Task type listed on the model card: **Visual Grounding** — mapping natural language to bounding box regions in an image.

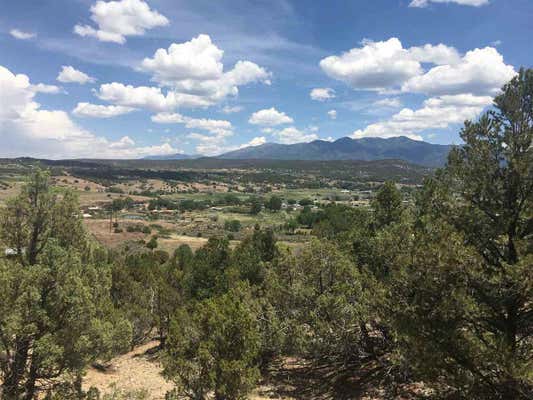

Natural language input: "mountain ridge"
[217,136,455,167]
[142,137,455,167]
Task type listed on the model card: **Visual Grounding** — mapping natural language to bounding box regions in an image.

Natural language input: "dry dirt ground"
[84,341,173,399]
[83,341,294,400]
[83,219,149,248]
[82,342,427,400]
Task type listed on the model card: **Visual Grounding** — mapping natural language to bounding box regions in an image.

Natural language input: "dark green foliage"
[298,198,313,206]
[126,223,149,233]
[230,226,277,286]
[112,251,159,345]
[371,181,403,228]
[249,197,263,215]
[0,169,86,266]
[312,204,366,240]
[173,244,193,270]
[222,193,241,205]
[0,170,131,398]
[283,218,298,233]
[153,250,170,264]
[250,225,278,263]
[296,206,321,227]
[111,197,134,212]
[163,285,261,400]
[146,236,158,250]
[265,195,282,211]
[184,238,231,300]
[106,186,124,194]
[388,69,533,398]
[291,240,371,360]
[224,219,241,232]
[161,226,281,399]
[179,199,208,211]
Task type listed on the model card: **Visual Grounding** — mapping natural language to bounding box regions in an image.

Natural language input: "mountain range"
[146,136,455,167]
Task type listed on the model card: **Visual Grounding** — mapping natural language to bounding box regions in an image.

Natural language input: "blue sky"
[0,0,531,158]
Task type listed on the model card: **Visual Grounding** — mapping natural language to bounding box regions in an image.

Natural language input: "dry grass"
[158,234,209,252]
[52,175,106,192]
[83,219,149,248]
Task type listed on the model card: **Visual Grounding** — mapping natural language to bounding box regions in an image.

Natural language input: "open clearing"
[83,342,174,399]
[83,342,294,400]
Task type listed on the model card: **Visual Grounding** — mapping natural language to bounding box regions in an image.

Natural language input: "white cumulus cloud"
[249,107,293,126]
[30,83,63,94]
[221,105,243,114]
[271,127,318,144]
[189,133,266,156]
[57,66,96,84]
[74,0,169,44]
[9,29,36,40]
[141,34,224,83]
[407,43,461,65]
[0,65,178,159]
[320,37,515,141]
[351,94,493,141]
[137,35,271,108]
[97,82,217,110]
[328,110,337,120]
[319,38,474,92]
[402,47,515,96]
[152,112,233,135]
[246,136,266,147]
[320,38,423,92]
[310,87,335,101]
[96,35,270,112]
[72,102,136,118]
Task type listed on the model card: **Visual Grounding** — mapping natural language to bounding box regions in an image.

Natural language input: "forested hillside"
[0,70,531,400]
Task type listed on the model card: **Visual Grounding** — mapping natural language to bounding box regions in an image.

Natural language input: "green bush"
[224,219,241,232]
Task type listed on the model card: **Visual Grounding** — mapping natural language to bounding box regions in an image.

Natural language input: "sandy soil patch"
[83,341,291,400]
[83,341,173,399]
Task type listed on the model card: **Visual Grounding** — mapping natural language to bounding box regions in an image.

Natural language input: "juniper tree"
[391,69,533,398]
[163,285,261,400]
[0,169,131,399]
